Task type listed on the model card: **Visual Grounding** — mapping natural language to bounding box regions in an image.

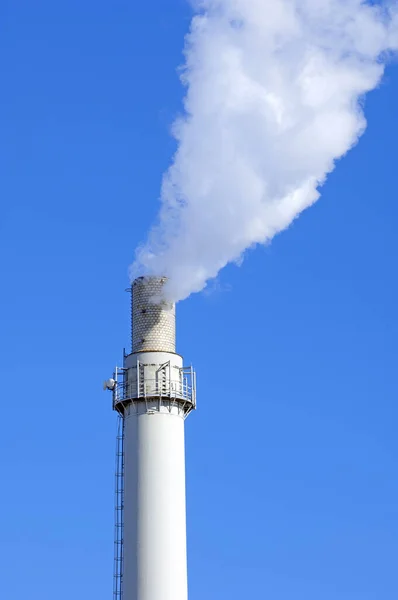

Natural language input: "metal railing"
[115,379,193,403]
[113,366,196,410]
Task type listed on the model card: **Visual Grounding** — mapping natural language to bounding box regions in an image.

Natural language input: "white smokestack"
[131,0,398,302]
[112,277,196,600]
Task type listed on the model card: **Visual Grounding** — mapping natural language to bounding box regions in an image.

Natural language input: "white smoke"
[131,0,398,302]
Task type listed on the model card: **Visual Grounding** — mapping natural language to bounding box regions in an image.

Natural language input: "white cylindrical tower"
[110,276,196,600]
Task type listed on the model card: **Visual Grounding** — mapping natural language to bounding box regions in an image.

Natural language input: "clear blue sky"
[1,2,398,599]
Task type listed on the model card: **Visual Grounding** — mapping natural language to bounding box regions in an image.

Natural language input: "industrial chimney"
[106,276,196,600]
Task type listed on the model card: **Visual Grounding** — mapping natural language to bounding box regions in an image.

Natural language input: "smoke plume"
[131,0,398,302]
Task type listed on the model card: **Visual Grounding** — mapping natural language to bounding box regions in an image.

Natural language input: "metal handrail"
[114,378,195,405]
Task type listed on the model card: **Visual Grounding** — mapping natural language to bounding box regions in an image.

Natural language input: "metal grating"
[113,415,124,600]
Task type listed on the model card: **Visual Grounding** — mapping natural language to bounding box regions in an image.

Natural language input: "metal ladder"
[113,415,125,600]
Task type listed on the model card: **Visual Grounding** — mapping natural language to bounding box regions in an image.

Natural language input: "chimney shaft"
[110,277,196,600]
[131,276,176,354]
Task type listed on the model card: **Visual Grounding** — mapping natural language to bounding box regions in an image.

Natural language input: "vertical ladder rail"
[114,414,125,600]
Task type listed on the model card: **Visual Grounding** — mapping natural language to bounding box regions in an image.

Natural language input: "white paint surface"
[123,405,188,600]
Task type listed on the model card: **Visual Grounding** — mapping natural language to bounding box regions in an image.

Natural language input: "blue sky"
[1,2,398,599]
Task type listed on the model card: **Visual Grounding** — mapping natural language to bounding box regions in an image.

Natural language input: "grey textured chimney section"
[132,276,176,354]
